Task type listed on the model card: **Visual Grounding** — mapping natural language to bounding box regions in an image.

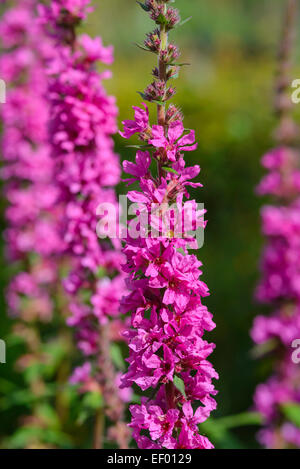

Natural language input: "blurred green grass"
[2,0,300,448]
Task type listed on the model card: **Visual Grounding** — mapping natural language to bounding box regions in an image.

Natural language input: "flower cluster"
[251,1,300,448]
[120,0,218,449]
[0,0,62,323]
[254,362,300,448]
[39,0,129,448]
[0,0,76,448]
[252,148,300,448]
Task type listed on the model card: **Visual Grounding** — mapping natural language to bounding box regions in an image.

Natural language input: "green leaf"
[80,288,92,304]
[213,412,263,429]
[251,338,277,359]
[42,340,67,378]
[199,419,244,449]
[110,343,125,371]
[178,16,192,28]
[136,1,150,12]
[137,92,163,106]
[162,166,179,175]
[135,43,154,53]
[5,426,72,449]
[152,100,166,106]
[6,334,25,347]
[0,386,56,410]
[77,409,89,425]
[24,362,45,383]
[96,266,106,279]
[137,91,148,100]
[168,71,179,80]
[169,62,190,67]
[0,390,35,410]
[126,144,153,150]
[42,428,72,448]
[130,393,141,404]
[0,378,18,393]
[156,13,168,25]
[82,391,103,411]
[199,412,262,450]
[173,375,186,398]
[281,403,300,428]
[36,403,60,430]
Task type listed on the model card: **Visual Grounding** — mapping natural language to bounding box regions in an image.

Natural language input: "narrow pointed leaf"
[162,166,179,175]
[179,16,192,27]
[136,1,150,12]
[173,375,186,398]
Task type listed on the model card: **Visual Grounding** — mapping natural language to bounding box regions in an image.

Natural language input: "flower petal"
[178,129,196,147]
[168,121,184,143]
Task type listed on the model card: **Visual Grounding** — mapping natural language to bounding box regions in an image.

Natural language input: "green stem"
[165,380,176,409]
[157,6,168,180]
[93,408,105,450]
[157,5,168,127]
[157,7,176,408]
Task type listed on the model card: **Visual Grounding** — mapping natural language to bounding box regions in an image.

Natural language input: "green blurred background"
[1,0,300,448]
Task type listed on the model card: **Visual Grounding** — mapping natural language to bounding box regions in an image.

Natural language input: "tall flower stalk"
[251,0,300,449]
[38,0,130,449]
[0,0,75,448]
[120,0,218,449]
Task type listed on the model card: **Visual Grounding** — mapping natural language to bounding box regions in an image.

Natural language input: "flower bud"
[165,7,181,29]
[160,43,180,64]
[149,5,181,30]
[143,80,165,102]
[165,86,176,101]
[144,29,161,52]
[166,65,179,81]
[152,67,159,78]
[165,104,183,124]
[145,0,158,12]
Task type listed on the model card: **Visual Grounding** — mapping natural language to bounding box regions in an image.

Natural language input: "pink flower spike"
[120,0,217,450]
[251,0,300,448]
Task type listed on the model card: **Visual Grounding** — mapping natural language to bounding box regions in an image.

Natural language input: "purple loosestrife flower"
[39,0,130,449]
[120,0,218,449]
[149,121,197,162]
[0,0,78,448]
[0,0,63,323]
[120,103,150,140]
[252,0,300,449]
[123,150,151,185]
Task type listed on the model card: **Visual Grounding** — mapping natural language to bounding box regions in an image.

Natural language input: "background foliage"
[1,0,300,448]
